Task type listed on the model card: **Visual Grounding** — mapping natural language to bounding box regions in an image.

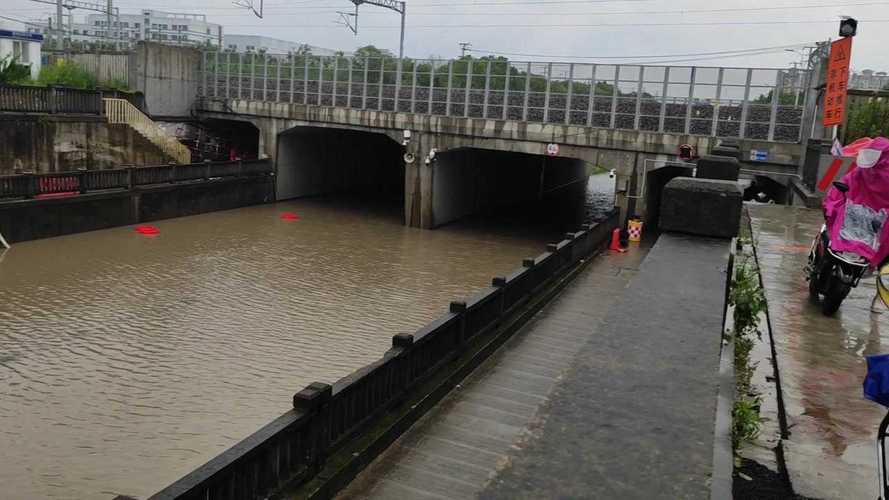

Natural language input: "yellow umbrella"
[877,262,889,309]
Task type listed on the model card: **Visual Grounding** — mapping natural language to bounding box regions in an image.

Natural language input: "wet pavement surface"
[749,204,887,500]
[340,232,732,500]
[337,246,648,500]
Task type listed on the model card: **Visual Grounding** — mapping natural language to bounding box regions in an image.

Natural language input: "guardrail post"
[169,162,176,184]
[78,168,87,194]
[463,60,472,117]
[49,86,57,114]
[522,62,531,121]
[587,64,597,126]
[610,65,620,129]
[204,159,211,181]
[543,62,552,123]
[450,301,467,345]
[712,68,724,137]
[502,63,510,121]
[446,61,454,116]
[25,173,37,199]
[659,67,670,133]
[127,166,134,190]
[633,66,644,130]
[238,159,244,177]
[685,66,697,135]
[739,68,753,139]
[565,63,574,125]
[292,382,333,471]
[483,59,491,119]
[768,71,782,141]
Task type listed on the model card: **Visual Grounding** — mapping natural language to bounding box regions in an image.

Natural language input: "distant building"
[223,34,343,56]
[26,10,222,49]
[850,69,889,90]
[0,21,43,79]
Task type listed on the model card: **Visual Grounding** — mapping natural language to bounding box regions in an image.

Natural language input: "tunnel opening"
[743,175,788,205]
[186,119,261,162]
[431,148,608,238]
[276,126,405,216]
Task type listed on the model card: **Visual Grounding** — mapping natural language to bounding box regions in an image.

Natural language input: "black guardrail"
[147,209,619,500]
[0,85,143,114]
[0,160,272,200]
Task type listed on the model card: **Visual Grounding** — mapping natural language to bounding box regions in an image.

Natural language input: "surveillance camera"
[429,148,437,160]
[403,130,412,140]
[608,169,616,179]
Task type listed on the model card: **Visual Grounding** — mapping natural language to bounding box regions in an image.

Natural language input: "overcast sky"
[5,0,889,70]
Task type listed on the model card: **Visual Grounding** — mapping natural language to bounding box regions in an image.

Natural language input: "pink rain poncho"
[824,137,889,268]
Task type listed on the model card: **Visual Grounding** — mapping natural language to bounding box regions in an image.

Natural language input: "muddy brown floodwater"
[0,176,613,499]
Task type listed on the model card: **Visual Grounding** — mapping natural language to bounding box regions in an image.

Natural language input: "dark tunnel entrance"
[431,148,611,236]
[276,126,405,214]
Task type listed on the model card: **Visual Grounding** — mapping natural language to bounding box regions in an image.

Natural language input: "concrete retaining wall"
[0,176,274,243]
[129,42,200,118]
[0,115,170,174]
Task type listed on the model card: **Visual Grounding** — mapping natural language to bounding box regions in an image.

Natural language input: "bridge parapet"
[199,51,810,143]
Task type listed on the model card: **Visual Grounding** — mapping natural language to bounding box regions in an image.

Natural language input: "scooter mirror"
[833,181,850,193]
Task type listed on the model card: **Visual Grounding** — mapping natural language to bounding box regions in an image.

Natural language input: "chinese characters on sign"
[823,37,853,127]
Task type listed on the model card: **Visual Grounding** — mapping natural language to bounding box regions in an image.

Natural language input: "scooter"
[807,181,871,316]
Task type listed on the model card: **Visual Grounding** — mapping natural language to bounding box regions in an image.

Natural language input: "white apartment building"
[850,69,889,91]
[27,10,222,49]
[0,21,43,79]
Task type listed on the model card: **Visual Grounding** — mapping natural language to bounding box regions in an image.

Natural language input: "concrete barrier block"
[696,155,740,181]
[659,177,742,238]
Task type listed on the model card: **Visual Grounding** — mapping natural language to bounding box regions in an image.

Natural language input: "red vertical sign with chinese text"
[823,37,853,127]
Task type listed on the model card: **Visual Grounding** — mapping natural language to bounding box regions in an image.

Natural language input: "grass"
[35,60,98,89]
[729,238,767,450]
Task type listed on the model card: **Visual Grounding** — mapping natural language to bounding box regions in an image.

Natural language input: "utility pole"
[56,0,63,49]
[459,42,471,58]
[106,0,112,49]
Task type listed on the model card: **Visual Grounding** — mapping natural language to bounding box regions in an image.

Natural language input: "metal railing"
[0,85,144,115]
[199,51,812,142]
[104,98,192,164]
[0,85,102,114]
[147,210,619,500]
[0,159,272,200]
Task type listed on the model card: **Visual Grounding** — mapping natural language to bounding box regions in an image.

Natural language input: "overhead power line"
[468,42,815,60]
[351,0,889,15]
[226,18,889,28]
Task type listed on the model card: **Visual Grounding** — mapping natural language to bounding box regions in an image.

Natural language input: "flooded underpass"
[0,175,613,499]
[748,204,887,500]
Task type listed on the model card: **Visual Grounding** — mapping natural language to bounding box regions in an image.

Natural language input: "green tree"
[844,99,889,142]
[0,56,31,85]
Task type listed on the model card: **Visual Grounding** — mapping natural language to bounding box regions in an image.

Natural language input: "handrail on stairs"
[102,98,191,165]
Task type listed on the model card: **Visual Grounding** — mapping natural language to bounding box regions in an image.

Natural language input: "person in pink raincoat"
[824,137,889,268]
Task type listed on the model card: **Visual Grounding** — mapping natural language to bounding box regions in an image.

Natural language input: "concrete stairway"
[102,98,191,164]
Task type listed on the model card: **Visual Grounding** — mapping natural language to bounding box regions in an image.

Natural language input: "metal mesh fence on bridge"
[200,52,810,142]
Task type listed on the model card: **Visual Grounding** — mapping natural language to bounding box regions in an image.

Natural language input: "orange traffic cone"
[609,228,626,253]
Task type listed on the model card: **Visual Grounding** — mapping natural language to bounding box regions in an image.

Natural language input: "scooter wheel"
[822,278,851,316]
[808,272,820,298]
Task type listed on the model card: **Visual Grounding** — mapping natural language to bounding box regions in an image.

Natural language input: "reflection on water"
[0,175,613,499]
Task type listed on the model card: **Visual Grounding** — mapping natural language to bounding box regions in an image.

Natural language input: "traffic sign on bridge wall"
[823,37,853,127]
